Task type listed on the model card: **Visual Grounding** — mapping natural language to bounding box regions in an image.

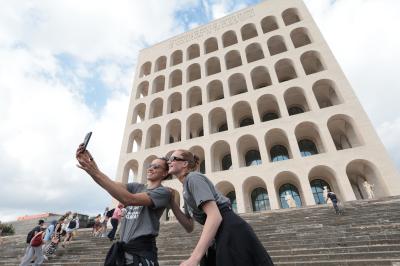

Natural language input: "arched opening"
[257,94,280,122]
[290,27,311,48]
[346,159,389,199]
[246,43,264,63]
[252,188,270,211]
[241,23,258,41]
[189,146,206,174]
[327,114,363,150]
[155,56,167,72]
[132,103,146,124]
[139,61,151,78]
[295,121,325,157]
[187,44,200,60]
[204,37,218,54]
[243,176,270,212]
[170,50,183,66]
[275,171,304,208]
[187,113,204,139]
[267,35,287,56]
[207,80,224,102]
[309,165,342,204]
[123,160,139,183]
[169,70,182,88]
[167,92,182,114]
[232,101,253,128]
[237,135,262,167]
[165,119,181,144]
[222,30,238,48]
[152,75,165,94]
[275,59,297,82]
[284,87,309,116]
[205,57,221,76]
[127,129,142,153]
[228,73,247,96]
[265,128,292,162]
[209,107,228,134]
[149,98,163,119]
[145,125,161,149]
[251,66,272,89]
[261,16,278,34]
[301,51,325,75]
[136,81,149,99]
[187,86,202,108]
[225,50,242,70]
[312,79,342,108]
[282,8,301,26]
[211,140,232,172]
[216,181,237,212]
[187,63,201,82]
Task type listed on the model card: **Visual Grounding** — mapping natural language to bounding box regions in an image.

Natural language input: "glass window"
[288,106,304,116]
[245,150,262,166]
[310,179,330,204]
[298,139,318,157]
[279,183,302,208]
[270,145,289,162]
[222,154,232,170]
[226,191,237,212]
[239,117,254,127]
[251,187,270,211]
[200,160,206,174]
[262,112,279,122]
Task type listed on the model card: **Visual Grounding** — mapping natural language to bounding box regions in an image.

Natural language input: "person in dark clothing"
[326,189,342,215]
[76,145,171,265]
[168,149,274,266]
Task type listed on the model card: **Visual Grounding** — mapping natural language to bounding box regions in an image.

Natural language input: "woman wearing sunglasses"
[168,150,274,266]
[76,145,171,266]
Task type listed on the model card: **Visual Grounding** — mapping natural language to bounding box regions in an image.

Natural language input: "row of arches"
[136,46,322,99]
[133,79,342,125]
[128,114,363,173]
[139,8,303,77]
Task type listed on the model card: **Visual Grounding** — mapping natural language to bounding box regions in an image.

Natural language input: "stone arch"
[170,50,183,66]
[241,23,258,41]
[225,50,242,70]
[246,42,264,63]
[205,57,221,76]
[204,37,219,54]
[261,15,278,34]
[282,8,301,26]
[216,181,237,211]
[127,129,142,153]
[312,79,342,108]
[169,69,182,88]
[284,87,310,116]
[189,145,206,174]
[207,80,224,102]
[187,63,201,82]
[267,35,287,56]
[132,103,146,124]
[265,128,293,162]
[167,92,182,114]
[237,134,262,167]
[295,121,325,156]
[155,56,167,72]
[222,30,238,48]
[139,61,151,78]
[346,159,389,199]
[327,114,363,150]
[149,98,163,119]
[274,171,304,208]
[209,107,228,134]
[187,43,200,60]
[228,73,247,96]
[187,86,202,108]
[187,113,204,139]
[257,94,280,122]
[290,27,312,48]
[211,140,232,172]
[308,165,342,204]
[152,75,165,94]
[251,66,272,89]
[122,159,139,183]
[301,50,325,75]
[165,119,181,144]
[232,101,253,128]
[275,58,297,82]
[243,176,270,212]
[136,81,149,99]
[145,124,161,149]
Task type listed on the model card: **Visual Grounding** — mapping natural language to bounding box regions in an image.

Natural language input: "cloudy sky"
[1,0,399,222]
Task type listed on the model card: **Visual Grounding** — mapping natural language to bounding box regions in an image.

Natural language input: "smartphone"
[82,132,92,151]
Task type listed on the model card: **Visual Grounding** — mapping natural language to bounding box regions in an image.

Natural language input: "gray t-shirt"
[119,183,171,243]
[183,172,230,225]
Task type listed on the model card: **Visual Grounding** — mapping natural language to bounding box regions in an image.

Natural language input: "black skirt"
[212,206,274,266]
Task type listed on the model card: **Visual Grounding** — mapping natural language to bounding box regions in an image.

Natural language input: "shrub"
[0,223,15,236]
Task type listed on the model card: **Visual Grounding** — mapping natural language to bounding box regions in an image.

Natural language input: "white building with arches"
[116,0,400,214]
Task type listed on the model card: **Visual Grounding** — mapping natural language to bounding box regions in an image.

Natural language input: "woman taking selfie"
[76,145,171,265]
[168,149,274,266]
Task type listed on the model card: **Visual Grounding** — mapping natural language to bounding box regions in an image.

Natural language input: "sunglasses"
[147,164,165,170]
[168,156,187,163]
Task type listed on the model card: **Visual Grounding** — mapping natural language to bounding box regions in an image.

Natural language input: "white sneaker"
[43,255,49,261]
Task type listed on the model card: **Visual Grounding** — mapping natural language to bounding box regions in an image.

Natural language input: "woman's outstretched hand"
[76,144,100,176]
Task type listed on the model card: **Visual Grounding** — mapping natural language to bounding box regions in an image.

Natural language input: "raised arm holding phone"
[75,132,171,265]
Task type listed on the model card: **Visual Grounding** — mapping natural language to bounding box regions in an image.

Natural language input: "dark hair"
[38,219,45,225]
[157,157,172,180]
[174,149,200,172]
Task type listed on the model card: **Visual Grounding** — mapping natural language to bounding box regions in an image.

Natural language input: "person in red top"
[108,203,124,241]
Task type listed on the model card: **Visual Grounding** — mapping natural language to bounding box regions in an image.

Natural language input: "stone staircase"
[1,196,400,265]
